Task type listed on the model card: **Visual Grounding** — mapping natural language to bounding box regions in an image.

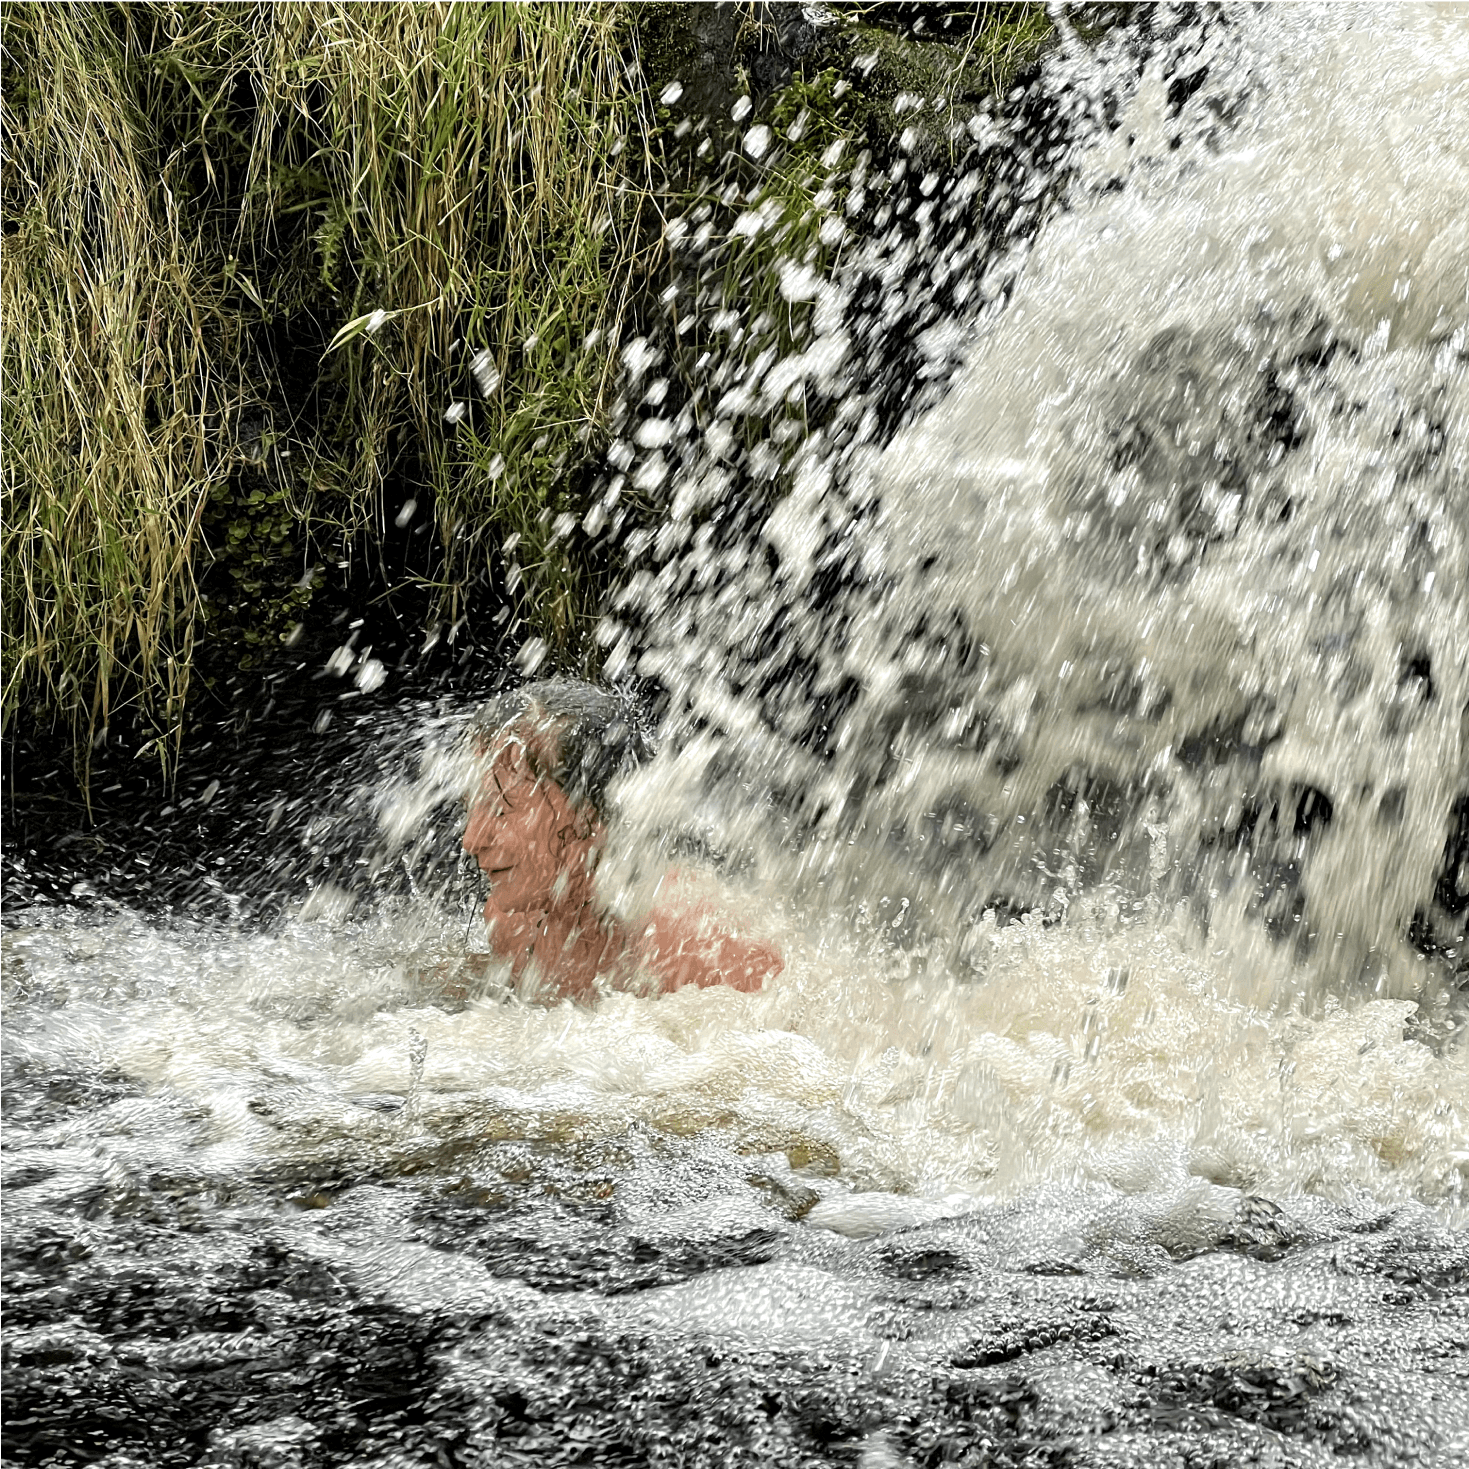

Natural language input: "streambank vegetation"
[2,1,1056,789]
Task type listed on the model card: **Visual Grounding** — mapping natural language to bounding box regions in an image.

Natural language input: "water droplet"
[743,124,772,161]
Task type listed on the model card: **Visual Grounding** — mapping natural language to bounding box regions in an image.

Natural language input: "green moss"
[197,459,312,673]
[831,5,1055,159]
[633,2,740,114]
[633,2,1060,511]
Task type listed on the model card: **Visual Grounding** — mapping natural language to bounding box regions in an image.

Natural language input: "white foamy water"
[605,6,1468,1020]
[10,14,1469,1467]
[856,2,1469,986]
[4,882,1465,1231]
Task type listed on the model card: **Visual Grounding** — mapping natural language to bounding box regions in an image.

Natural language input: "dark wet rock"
[876,1242,969,1281]
[1219,1194,1299,1261]
[743,1159,823,1222]
[405,1191,785,1297]
[2,1219,453,1468]
[948,1306,1121,1369]
[1148,1350,1345,1439]
[5,1136,1468,1466]
[637,2,743,118]
[1177,701,1284,770]
[1433,793,1469,916]
[1332,1225,1469,1304]
[1,1063,147,1127]
[1078,309,1344,579]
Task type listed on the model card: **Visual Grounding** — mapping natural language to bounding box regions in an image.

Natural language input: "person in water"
[461,678,782,1000]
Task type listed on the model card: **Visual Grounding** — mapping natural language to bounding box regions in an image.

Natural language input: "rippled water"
[5,6,1468,1466]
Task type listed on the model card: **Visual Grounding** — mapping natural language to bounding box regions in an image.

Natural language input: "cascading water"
[4,7,1467,1466]
[586,0,1469,1208]
[610,4,1467,995]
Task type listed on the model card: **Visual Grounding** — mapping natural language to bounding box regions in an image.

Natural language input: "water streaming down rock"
[5,7,1469,1466]
[606,3,1468,1007]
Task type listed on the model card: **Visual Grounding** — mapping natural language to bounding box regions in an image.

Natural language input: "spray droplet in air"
[355,659,387,694]
[517,638,547,675]
[743,124,772,161]
[469,348,501,399]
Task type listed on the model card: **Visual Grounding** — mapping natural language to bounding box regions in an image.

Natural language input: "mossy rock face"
[638,3,1055,153]
[826,8,1054,159]
[632,1,1063,373]
[5,0,1079,784]
[197,457,311,679]
[636,1,741,115]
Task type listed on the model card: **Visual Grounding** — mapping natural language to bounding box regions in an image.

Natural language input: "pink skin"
[462,717,782,1000]
[461,734,616,998]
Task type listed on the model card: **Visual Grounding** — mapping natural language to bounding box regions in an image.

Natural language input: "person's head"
[461,679,652,914]
[469,678,653,817]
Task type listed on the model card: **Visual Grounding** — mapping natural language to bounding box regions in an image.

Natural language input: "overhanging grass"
[2,1,1058,787]
[251,2,653,652]
[2,3,228,776]
[2,1,648,774]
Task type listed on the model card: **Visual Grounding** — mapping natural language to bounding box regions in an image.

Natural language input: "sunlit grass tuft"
[2,2,648,774]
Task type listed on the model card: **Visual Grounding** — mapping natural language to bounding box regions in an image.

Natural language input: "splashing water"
[577,3,1469,1210]
[613,4,1468,1003]
[5,7,1469,1465]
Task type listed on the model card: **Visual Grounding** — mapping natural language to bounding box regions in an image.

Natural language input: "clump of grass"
[2,1,648,777]
[3,0,1058,787]
[943,2,1055,103]
[2,3,233,779]
[252,2,651,654]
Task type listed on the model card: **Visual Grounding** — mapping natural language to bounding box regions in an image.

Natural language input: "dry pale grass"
[3,3,228,775]
[2,2,648,775]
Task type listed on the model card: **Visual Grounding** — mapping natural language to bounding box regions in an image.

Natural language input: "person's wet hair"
[470,678,654,816]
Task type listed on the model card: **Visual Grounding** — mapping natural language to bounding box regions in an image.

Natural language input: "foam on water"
[5,882,1465,1230]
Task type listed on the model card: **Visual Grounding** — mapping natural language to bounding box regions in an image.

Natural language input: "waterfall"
[5,10,1468,1464]
[604,3,1468,1014]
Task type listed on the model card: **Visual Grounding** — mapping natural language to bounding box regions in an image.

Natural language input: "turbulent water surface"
[5,7,1469,1466]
